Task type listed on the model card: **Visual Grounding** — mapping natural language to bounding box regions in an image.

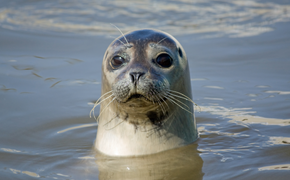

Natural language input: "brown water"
[1,0,290,179]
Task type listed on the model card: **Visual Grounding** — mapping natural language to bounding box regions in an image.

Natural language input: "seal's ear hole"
[178,48,183,58]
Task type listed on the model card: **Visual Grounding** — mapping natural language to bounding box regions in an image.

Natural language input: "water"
[0,0,290,179]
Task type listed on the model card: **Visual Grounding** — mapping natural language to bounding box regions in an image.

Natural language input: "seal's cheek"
[102,70,119,87]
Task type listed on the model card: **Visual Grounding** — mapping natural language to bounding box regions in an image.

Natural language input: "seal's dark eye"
[111,56,125,69]
[156,54,173,68]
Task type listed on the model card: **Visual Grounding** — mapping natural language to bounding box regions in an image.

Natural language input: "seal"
[92,29,198,156]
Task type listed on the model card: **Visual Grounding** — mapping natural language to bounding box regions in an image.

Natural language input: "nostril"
[130,73,135,83]
[130,72,145,84]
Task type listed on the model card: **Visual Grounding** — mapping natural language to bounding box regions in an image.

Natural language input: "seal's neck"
[95,99,198,156]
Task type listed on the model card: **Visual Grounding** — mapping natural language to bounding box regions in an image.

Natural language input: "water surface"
[0,0,290,179]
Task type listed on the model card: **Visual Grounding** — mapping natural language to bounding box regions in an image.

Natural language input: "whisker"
[116,38,127,46]
[154,90,164,104]
[151,89,163,113]
[168,90,194,103]
[152,89,166,115]
[97,91,113,104]
[110,23,130,47]
[157,37,167,45]
[159,91,170,110]
[166,96,193,115]
[150,89,157,103]
[105,120,124,130]
[166,93,190,110]
[156,97,165,115]
[90,91,113,120]
[160,92,176,131]
[168,90,201,111]
[97,97,116,123]
[149,91,155,104]
[107,35,127,46]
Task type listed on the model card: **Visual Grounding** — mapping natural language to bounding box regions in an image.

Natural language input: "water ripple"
[0,0,290,37]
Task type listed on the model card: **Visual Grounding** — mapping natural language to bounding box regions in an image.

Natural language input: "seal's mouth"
[127,94,148,101]
[126,93,168,103]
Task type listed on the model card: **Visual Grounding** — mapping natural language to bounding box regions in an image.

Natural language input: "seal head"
[95,29,198,156]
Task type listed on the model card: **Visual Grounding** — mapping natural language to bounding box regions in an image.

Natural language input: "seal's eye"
[156,54,173,68]
[111,56,125,69]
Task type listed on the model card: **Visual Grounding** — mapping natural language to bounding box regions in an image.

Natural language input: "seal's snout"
[130,71,145,85]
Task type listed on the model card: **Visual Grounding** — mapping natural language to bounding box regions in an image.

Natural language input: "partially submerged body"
[93,29,198,156]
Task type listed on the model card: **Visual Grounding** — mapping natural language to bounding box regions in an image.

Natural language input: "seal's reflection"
[95,143,203,180]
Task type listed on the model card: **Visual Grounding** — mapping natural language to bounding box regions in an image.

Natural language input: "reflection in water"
[0,85,16,92]
[1,148,22,153]
[259,164,290,171]
[200,105,290,126]
[10,169,40,178]
[50,80,62,88]
[265,90,290,95]
[57,123,97,134]
[95,143,203,180]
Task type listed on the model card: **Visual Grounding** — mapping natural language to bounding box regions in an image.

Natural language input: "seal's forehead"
[113,29,178,47]
[126,29,167,39]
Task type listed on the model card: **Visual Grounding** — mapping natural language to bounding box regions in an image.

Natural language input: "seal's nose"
[130,72,145,85]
